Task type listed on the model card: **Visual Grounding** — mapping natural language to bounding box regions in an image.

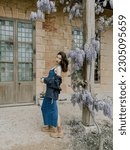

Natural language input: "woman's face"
[56,54,62,64]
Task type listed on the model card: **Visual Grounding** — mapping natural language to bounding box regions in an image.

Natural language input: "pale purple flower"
[103,0,107,7]
[82,90,93,106]
[109,0,113,9]
[63,7,67,13]
[68,48,85,70]
[60,0,64,4]
[70,92,81,106]
[30,12,37,21]
[91,38,100,53]
[84,43,97,62]
[103,103,112,118]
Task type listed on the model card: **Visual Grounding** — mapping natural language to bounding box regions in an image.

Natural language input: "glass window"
[18,63,33,81]
[72,28,83,49]
[17,22,33,81]
[0,20,14,82]
[0,20,14,41]
[0,19,33,82]
[0,63,14,82]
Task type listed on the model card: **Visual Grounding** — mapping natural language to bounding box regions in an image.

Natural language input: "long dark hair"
[58,51,69,72]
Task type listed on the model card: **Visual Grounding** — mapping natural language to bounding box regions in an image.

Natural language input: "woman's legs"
[50,102,64,138]
[41,98,58,132]
[57,113,61,126]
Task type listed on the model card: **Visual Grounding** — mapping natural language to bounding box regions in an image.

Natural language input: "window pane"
[18,43,33,62]
[0,19,33,83]
[0,42,14,62]
[17,22,33,81]
[18,63,32,81]
[17,22,32,43]
[0,63,14,82]
[0,20,14,41]
[72,28,83,49]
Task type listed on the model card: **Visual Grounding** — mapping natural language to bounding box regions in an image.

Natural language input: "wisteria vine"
[30,0,113,37]
[70,88,112,119]
[68,38,100,71]
[67,37,112,119]
[30,0,113,22]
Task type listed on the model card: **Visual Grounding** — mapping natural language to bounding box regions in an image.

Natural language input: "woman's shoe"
[57,126,64,138]
[50,126,64,138]
[41,126,53,132]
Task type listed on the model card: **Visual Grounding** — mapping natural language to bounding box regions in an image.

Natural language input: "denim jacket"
[44,75,62,100]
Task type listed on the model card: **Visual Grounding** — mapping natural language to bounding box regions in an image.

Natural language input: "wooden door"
[0,19,35,105]
[16,21,34,103]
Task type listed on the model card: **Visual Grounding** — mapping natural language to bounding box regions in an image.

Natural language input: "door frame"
[0,17,36,106]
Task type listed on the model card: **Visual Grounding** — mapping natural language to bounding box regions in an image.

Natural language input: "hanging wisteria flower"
[109,0,113,9]
[68,48,85,71]
[75,8,82,17]
[93,97,112,118]
[103,0,107,7]
[96,16,113,32]
[103,103,112,118]
[70,88,112,119]
[37,9,44,18]
[70,92,82,106]
[91,38,100,53]
[62,1,82,21]
[31,0,113,23]
[59,0,64,4]
[84,42,97,62]
[30,0,56,21]
[37,0,50,13]
[72,3,82,19]
[50,1,57,12]
[66,5,71,12]
[82,90,93,106]
[30,9,45,21]
[30,12,38,21]
[95,4,104,15]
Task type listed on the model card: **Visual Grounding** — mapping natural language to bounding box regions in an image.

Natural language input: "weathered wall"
[92,28,113,99]
[0,0,36,19]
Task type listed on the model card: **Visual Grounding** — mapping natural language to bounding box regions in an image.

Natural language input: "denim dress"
[41,69,58,127]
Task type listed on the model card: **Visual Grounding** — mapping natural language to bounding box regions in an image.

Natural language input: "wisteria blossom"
[96,15,113,32]
[30,0,113,24]
[68,37,100,70]
[30,0,56,20]
[95,0,113,15]
[70,89,112,119]
[68,48,85,70]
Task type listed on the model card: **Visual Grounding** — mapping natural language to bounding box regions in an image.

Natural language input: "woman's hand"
[40,77,44,83]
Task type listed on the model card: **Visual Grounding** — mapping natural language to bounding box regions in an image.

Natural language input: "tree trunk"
[82,0,95,126]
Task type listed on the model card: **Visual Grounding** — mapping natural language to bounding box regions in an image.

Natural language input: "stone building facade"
[0,0,113,105]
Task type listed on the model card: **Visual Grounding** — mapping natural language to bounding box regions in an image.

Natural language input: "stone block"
[0,5,5,16]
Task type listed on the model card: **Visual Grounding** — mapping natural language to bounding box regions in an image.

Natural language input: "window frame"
[0,17,35,82]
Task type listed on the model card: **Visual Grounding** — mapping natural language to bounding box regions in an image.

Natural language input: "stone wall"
[0,0,36,19]
[92,28,113,99]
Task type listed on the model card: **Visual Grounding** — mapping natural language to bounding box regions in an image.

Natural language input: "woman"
[40,51,69,138]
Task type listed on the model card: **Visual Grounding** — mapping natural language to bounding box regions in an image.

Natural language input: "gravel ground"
[0,101,112,150]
